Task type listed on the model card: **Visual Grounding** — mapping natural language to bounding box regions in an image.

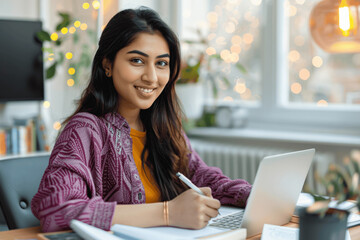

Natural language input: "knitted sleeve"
[31,115,116,232]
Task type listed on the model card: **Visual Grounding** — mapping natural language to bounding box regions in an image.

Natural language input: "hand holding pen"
[176,172,220,215]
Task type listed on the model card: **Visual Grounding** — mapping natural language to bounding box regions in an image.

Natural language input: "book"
[11,126,19,154]
[70,220,124,240]
[5,127,11,154]
[0,129,6,155]
[38,231,83,240]
[60,219,246,240]
[111,224,246,240]
[18,125,27,154]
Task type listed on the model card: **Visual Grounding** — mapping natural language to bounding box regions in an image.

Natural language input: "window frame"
[243,0,360,134]
[173,0,360,134]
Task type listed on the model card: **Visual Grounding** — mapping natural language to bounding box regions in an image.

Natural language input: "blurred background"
[0,0,359,214]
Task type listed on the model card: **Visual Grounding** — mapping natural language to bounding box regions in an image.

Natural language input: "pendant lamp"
[309,0,360,53]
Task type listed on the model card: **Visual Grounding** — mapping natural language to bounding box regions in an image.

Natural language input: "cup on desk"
[299,208,349,240]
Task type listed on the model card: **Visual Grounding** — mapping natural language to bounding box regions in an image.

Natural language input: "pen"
[176,172,205,196]
[176,172,221,215]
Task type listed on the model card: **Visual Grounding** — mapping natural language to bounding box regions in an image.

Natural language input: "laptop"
[111,149,315,239]
[208,148,315,237]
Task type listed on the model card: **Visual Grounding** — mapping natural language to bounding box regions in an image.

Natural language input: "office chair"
[0,153,50,229]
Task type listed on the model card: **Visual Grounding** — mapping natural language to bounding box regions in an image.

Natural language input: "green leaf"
[56,12,71,31]
[55,39,62,46]
[46,62,57,79]
[209,54,221,60]
[36,30,51,42]
[79,52,91,67]
[212,81,218,98]
[73,32,79,44]
[42,47,54,53]
[222,76,231,87]
[310,194,328,202]
[180,61,201,83]
[58,12,71,21]
[236,63,247,74]
[57,52,64,64]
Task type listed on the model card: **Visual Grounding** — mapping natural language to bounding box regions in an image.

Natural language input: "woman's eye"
[157,60,168,67]
[131,58,143,64]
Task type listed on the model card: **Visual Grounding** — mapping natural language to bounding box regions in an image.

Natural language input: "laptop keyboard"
[209,210,245,230]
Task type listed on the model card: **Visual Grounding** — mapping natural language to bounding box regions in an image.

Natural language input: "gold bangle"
[163,201,169,226]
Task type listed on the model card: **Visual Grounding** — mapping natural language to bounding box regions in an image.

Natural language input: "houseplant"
[299,149,360,240]
[177,29,247,125]
[36,11,97,84]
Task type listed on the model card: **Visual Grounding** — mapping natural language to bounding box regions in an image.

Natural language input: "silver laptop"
[110,149,315,239]
[209,148,315,237]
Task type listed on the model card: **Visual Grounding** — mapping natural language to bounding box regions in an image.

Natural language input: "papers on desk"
[260,224,351,240]
[111,224,246,240]
[295,193,360,228]
[70,220,124,240]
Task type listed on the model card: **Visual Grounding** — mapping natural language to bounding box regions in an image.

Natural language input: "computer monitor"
[0,19,44,102]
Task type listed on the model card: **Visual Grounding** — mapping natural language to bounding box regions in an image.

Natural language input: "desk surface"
[1,221,360,240]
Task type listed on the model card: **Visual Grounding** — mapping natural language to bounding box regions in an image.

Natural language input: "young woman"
[31,7,251,232]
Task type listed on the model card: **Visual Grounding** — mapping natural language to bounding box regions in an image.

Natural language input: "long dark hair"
[64,7,189,201]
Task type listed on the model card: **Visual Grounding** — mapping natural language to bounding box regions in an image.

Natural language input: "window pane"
[287,0,360,106]
[179,0,263,104]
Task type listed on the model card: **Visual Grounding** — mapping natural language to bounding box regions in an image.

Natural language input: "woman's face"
[106,32,170,116]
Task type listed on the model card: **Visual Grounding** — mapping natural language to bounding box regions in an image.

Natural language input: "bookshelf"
[0,114,50,157]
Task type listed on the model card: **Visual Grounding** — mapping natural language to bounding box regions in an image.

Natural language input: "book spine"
[11,127,19,155]
[31,119,36,152]
[5,128,12,154]
[19,126,27,155]
[26,122,31,153]
[0,129,6,155]
[36,116,48,152]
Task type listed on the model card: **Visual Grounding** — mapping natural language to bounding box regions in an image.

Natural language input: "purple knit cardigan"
[31,112,251,232]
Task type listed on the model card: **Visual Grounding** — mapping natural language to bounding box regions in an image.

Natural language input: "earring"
[106,71,111,77]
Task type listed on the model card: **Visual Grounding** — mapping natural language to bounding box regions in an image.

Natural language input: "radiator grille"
[190,139,333,192]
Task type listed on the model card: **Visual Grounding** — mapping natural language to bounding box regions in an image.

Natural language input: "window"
[177,0,360,133]
[286,0,360,106]
[179,0,263,104]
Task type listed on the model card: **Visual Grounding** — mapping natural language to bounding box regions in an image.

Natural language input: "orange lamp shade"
[309,0,360,53]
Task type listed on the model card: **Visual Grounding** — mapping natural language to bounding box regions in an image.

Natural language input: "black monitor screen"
[0,19,44,102]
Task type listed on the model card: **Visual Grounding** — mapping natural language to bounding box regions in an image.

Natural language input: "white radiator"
[190,139,334,193]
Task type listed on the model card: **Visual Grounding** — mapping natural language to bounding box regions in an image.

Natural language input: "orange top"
[130,128,161,203]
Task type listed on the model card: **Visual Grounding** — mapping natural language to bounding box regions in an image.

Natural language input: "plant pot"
[175,82,204,120]
[299,208,349,240]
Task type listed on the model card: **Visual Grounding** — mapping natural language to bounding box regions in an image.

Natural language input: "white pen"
[176,172,205,196]
[177,172,221,216]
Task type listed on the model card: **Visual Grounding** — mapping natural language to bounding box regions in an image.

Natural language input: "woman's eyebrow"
[127,50,170,59]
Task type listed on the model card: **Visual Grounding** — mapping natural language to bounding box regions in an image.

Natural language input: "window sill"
[186,127,360,147]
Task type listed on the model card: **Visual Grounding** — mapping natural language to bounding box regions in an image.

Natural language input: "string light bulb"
[309,0,360,53]
[92,0,100,10]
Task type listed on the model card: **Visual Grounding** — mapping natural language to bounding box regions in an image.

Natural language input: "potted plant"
[176,29,247,124]
[299,149,360,240]
[176,42,205,121]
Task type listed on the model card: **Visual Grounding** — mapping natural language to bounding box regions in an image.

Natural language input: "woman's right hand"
[168,187,221,229]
